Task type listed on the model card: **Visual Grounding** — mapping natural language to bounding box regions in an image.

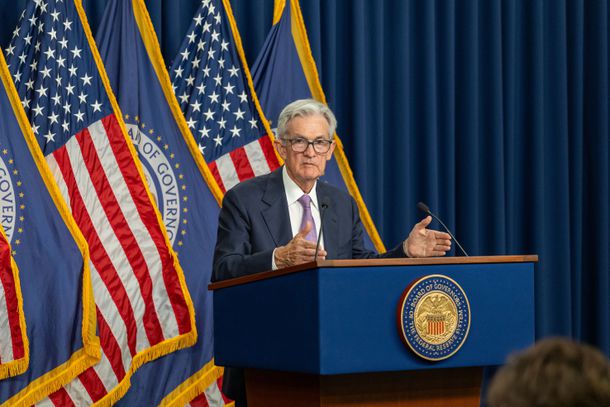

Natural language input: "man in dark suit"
[213,99,452,405]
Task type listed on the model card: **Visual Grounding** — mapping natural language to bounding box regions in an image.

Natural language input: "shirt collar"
[282,166,319,209]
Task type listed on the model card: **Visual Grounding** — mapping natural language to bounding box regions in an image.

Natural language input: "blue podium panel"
[214,269,322,373]
[213,259,535,375]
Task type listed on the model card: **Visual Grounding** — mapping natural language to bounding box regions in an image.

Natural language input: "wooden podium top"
[209,254,538,290]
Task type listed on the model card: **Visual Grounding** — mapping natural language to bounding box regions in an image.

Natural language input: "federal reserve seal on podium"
[397,274,471,361]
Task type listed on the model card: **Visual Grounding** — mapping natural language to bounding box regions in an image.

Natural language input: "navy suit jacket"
[212,167,406,404]
[213,167,405,282]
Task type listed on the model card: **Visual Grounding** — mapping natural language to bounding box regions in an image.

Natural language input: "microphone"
[314,198,330,261]
[417,202,469,256]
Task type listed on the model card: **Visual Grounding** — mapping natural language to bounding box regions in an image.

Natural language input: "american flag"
[95,0,227,404]
[0,227,27,379]
[170,0,280,194]
[6,0,195,405]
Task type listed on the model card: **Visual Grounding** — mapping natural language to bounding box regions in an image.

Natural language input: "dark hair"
[487,337,610,407]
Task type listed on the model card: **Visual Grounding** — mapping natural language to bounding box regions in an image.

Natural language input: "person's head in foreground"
[487,337,610,407]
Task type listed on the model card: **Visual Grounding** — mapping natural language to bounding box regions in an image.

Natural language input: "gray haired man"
[213,98,452,405]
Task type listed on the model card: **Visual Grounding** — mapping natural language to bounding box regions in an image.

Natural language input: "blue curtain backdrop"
[0,0,607,356]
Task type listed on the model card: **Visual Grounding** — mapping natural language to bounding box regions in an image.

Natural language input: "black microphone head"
[320,197,330,210]
[417,201,432,215]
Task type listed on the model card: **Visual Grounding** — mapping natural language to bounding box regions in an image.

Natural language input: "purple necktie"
[298,194,317,242]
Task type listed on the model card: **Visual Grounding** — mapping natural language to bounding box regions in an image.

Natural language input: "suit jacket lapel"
[261,169,292,247]
[317,183,338,259]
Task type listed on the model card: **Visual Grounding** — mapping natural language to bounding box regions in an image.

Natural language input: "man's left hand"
[404,216,452,257]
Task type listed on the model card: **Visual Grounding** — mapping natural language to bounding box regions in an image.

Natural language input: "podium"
[209,255,537,406]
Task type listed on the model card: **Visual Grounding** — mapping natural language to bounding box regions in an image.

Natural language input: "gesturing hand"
[274,221,327,268]
[404,216,452,257]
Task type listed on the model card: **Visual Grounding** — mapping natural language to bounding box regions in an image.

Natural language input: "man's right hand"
[274,221,327,268]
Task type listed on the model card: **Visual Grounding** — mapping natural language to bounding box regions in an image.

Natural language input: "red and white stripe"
[38,114,192,405]
[0,234,25,368]
[186,376,232,407]
[428,320,445,336]
[208,135,280,192]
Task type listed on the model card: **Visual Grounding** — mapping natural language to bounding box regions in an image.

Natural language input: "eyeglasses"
[282,137,334,154]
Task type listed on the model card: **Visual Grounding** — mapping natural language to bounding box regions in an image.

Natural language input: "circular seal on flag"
[397,274,471,361]
[126,123,187,246]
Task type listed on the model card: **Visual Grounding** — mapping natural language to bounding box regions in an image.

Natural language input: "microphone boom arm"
[417,202,469,257]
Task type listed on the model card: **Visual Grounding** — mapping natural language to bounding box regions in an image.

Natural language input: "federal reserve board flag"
[0,50,98,405]
[95,0,229,405]
[5,0,196,404]
[171,0,280,194]
[251,0,385,253]
[0,76,28,381]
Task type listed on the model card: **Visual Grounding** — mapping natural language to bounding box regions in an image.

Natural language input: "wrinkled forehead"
[285,113,332,138]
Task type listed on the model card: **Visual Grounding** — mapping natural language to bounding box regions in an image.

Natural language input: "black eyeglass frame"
[281,137,334,154]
